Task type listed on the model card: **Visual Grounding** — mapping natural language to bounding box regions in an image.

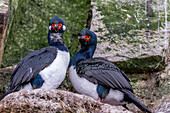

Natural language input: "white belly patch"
[69,66,98,100]
[39,50,70,89]
[102,89,125,105]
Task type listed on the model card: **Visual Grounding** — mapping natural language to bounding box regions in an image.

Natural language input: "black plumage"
[76,57,133,92]
[121,89,152,112]
[0,47,57,100]
[10,46,57,91]
[69,28,152,113]
[0,15,69,101]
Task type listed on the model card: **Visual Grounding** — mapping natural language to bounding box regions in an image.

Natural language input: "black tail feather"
[122,104,129,110]
[121,89,152,113]
[0,91,12,101]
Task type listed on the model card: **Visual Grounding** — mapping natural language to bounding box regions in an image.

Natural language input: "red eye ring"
[84,35,91,42]
[57,23,62,30]
[51,23,62,31]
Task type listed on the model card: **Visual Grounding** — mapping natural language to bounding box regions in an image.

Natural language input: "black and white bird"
[0,15,70,100]
[69,28,151,113]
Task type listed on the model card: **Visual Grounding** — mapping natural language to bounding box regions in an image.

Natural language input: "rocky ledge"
[0,89,132,113]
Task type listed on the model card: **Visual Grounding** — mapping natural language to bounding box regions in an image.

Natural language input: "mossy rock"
[0,66,13,95]
[2,0,91,67]
[114,55,165,73]
[91,1,168,73]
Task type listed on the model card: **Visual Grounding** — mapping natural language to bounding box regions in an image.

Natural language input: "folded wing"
[76,57,133,92]
[9,46,57,91]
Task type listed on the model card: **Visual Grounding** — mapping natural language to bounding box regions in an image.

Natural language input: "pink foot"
[97,97,101,102]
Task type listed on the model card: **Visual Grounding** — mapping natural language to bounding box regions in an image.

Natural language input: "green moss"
[2,0,91,67]
[114,55,165,73]
[105,47,111,51]
[0,68,12,94]
[126,71,170,111]
[95,0,168,44]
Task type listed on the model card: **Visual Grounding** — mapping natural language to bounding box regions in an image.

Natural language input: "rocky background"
[0,0,169,112]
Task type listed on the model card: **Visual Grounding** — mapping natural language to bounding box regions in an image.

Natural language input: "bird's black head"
[48,15,67,47]
[79,28,97,47]
[49,15,66,33]
[69,28,97,67]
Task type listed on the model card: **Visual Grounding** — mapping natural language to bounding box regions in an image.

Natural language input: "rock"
[0,66,15,95]
[90,1,169,73]
[0,1,8,67]
[0,89,132,113]
[126,69,170,112]
[160,73,167,79]
[165,64,170,76]
[153,95,170,113]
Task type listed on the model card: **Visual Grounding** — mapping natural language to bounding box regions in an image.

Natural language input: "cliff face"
[91,1,169,73]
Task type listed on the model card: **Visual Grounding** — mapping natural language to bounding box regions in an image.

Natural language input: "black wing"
[9,46,57,91]
[76,57,133,92]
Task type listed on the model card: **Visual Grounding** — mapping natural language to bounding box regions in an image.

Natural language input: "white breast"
[69,66,125,105]
[40,50,70,89]
[69,66,98,100]
[102,89,125,105]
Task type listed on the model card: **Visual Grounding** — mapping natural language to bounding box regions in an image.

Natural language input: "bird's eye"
[51,23,62,31]
[83,35,91,42]
[78,35,91,43]
[57,23,62,30]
